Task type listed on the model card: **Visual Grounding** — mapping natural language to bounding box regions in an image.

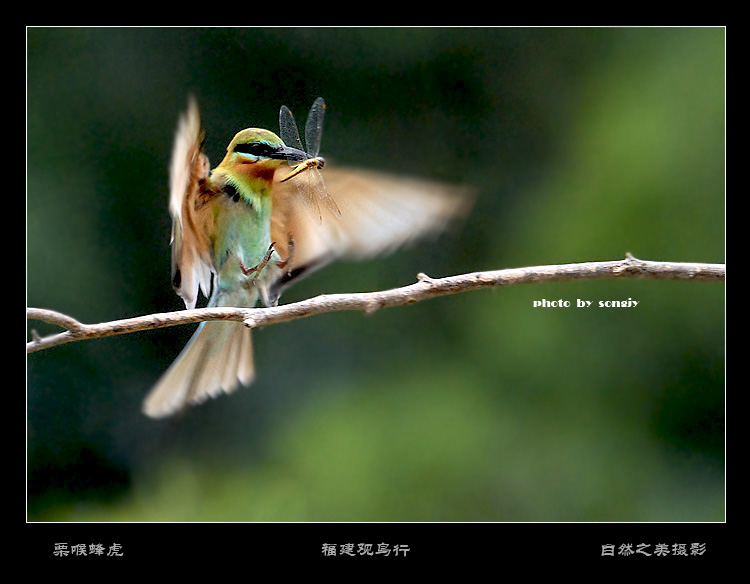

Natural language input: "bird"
[142,97,474,418]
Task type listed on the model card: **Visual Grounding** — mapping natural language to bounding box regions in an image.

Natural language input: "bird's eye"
[233,142,275,157]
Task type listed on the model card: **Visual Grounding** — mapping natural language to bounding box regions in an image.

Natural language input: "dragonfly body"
[281,155,326,182]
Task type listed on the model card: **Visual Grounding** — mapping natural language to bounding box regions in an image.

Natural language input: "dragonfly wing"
[309,167,340,216]
[304,97,326,158]
[279,105,305,152]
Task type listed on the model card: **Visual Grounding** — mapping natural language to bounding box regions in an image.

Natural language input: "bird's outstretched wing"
[169,98,215,309]
[267,165,475,303]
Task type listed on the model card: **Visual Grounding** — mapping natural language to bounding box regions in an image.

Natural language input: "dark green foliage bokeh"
[27,27,724,521]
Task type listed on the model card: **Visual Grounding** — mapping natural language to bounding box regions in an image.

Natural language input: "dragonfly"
[278,97,341,219]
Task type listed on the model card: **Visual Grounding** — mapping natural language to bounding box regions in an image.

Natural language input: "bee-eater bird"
[143,97,473,418]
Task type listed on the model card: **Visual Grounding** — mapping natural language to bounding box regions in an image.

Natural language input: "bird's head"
[216,128,308,187]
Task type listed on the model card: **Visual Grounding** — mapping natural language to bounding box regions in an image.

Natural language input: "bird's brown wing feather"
[269,165,474,299]
[169,98,215,309]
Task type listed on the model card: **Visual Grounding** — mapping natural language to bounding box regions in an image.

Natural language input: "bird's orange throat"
[234,160,277,184]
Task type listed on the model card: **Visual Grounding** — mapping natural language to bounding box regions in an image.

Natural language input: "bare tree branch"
[26,254,724,355]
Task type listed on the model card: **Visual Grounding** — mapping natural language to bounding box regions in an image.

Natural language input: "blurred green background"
[27,27,724,522]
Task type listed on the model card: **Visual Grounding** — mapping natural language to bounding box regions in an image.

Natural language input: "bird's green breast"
[210,178,274,292]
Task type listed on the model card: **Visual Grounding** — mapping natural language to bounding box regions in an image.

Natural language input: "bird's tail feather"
[143,320,254,418]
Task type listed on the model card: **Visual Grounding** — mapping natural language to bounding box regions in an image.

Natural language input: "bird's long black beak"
[270,144,308,162]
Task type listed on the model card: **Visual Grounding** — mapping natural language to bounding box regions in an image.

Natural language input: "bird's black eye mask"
[233,141,277,158]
